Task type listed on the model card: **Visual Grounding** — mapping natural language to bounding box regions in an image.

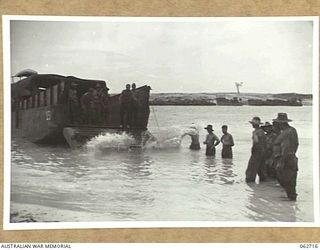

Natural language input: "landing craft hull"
[11,105,67,144]
[11,74,151,147]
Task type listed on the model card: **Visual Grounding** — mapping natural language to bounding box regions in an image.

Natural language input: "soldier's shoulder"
[289,126,298,132]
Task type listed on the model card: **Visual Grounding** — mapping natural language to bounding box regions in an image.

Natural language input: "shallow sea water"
[10,106,314,222]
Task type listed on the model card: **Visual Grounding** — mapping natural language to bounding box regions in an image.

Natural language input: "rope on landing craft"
[151,106,161,132]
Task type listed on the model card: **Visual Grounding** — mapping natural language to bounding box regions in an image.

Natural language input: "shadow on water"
[245,180,298,222]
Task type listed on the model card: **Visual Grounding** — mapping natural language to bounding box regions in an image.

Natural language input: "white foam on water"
[86,124,201,152]
[145,124,201,150]
[86,133,136,152]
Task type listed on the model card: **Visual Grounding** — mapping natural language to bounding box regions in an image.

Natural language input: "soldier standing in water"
[245,116,266,183]
[203,125,220,156]
[221,125,234,159]
[273,113,299,201]
[261,121,278,178]
[181,124,201,150]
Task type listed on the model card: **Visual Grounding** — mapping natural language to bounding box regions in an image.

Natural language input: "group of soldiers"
[182,124,235,158]
[119,83,139,129]
[245,113,299,201]
[67,82,139,127]
[183,112,299,201]
[68,82,110,125]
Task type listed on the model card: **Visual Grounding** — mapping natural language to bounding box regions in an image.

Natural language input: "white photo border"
[2,15,319,230]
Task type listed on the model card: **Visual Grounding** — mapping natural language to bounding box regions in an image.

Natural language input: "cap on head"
[222,125,228,129]
[249,116,263,125]
[204,125,214,131]
[272,113,292,123]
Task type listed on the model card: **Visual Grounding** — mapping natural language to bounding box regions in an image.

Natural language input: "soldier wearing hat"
[245,116,267,183]
[273,113,299,201]
[203,125,220,156]
[261,121,278,178]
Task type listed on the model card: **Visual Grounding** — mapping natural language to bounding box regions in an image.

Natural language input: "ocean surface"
[10,106,314,223]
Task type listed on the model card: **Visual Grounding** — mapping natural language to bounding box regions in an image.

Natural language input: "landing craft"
[11,70,152,148]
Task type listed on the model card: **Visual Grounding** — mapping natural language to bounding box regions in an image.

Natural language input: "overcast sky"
[10,19,314,93]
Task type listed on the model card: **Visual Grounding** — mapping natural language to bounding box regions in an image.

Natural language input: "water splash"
[86,124,202,152]
[145,124,201,149]
[86,133,136,152]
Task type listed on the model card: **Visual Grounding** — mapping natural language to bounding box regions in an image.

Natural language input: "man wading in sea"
[181,124,201,150]
[221,125,234,158]
[203,125,220,156]
[261,121,278,178]
[245,116,266,183]
[273,113,299,201]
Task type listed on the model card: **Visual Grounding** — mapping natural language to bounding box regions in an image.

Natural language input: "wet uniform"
[274,126,299,200]
[221,132,234,158]
[204,133,220,156]
[245,127,266,182]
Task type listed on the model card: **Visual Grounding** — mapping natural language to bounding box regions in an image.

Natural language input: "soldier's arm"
[293,128,299,152]
[230,135,234,146]
[213,134,220,146]
[252,132,259,145]
[203,135,208,144]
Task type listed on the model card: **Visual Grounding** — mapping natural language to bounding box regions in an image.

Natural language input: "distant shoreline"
[149,92,312,106]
